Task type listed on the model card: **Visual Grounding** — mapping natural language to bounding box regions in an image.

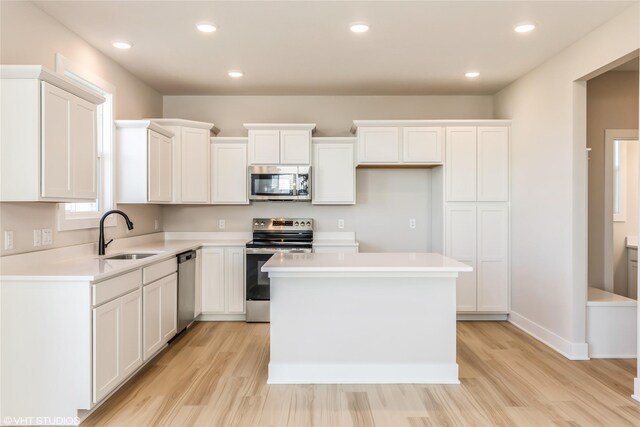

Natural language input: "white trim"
[243,123,316,131]
[196,314,246,321]
[509,311,590,360]
[54,54,117,231]
[267,363,459,384]
[457,313,508,321]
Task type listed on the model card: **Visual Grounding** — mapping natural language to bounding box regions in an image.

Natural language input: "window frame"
[55,54,117,231]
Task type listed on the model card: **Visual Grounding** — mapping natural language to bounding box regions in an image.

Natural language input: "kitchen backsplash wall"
[0,1,163,256]
[164,168,434,253]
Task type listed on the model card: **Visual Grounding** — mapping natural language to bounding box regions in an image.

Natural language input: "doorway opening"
[585,56,639,359]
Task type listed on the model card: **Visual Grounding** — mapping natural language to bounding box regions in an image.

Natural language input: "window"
[55,54,116,230]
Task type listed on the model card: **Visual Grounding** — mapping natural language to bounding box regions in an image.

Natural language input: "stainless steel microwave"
[249,165,311,201]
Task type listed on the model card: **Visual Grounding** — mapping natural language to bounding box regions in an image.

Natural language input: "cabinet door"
[402,127,443,164]
[180,128,210,203]
[41,82,73,199]
[201,248,225,313]
[93,297,120,403]
[446,127,477,201]
[280,130,311,164]
[70,97,97,200]
[445,204,477,312]
[357,127,399,164]
[212,143,249,204]
[147,131,172,202]
[119,289,142,379]
[477,204,509,312]
[248,130,280,164]
[226,247,245,314]
[161,273,178,342]
[142,279,162,360]
[477,127,509,201]
[312,143,355,204]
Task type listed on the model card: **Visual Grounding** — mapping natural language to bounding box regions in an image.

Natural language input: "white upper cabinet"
[358,127,399,164]
[245,124,315,165]
[477,127,509,202]
[312,138,356,205]
[446,127,477,201]
[446,126,510,202]
[151,119,218,204]
[402,127,443,164]
[211,138,249,204]
[352,121,444,166]
[1,66,104,202]
[116,120,174,204]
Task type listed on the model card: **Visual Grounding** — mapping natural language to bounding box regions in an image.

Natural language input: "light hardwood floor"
[84,321,640,426]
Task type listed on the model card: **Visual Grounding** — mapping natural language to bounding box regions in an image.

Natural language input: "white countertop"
[262,252,472,273]
[627,236,638,249]
[0,239,248,282]
[587,287,636,306]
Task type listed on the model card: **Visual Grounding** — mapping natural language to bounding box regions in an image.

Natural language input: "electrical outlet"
[409,218,416,229]
[4,231,13,250]
[338,219,345,229]
[154,219,159,231]
[218,219,226,230]
[42,228,53,245]
[33,229,42,247]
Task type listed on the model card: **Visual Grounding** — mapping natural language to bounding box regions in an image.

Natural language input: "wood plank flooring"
[84,321,640,426]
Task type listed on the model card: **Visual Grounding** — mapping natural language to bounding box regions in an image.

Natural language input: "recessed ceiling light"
[228,71,243,78]
[465,71,480,78]
[112,41,132,49]
[197,23,217,33]
[514,23,536,33]
[350,23,369,33]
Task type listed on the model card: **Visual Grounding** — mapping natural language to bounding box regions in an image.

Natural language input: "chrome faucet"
[98,210,134,255]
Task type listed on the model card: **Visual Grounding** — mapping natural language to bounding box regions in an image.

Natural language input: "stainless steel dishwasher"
[177,250,196,333]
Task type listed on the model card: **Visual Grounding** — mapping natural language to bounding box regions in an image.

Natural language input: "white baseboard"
[268,363,459,384]
[197,313,246,322]
[509,311,589,360]
[457,313,508,321]
[633,378,640,402]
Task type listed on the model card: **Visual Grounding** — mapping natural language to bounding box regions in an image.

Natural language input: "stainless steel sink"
[104,253,158,260]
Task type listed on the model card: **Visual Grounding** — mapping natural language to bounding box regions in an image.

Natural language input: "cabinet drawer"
[93,270,142,306]
[143,258,177,284]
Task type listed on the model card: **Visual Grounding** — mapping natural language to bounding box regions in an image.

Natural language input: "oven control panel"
[252,218,313,231]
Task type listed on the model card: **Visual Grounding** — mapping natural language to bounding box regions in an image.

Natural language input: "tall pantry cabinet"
[444,125,510,315]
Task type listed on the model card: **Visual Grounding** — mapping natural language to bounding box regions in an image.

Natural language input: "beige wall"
[494,3,639,354]
[587,70,639,294]
[163,95,494,137]
[0,1,163,255]
[162,95,492,251]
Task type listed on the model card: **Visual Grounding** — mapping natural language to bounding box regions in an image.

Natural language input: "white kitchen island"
[262,252,472,385]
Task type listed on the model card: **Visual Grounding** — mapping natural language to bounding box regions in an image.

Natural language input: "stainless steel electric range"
[245,218,313,322]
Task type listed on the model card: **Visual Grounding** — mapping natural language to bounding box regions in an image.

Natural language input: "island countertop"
[262,252,472,274]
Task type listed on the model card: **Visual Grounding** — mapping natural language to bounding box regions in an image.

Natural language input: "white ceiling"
[34,1,636,96]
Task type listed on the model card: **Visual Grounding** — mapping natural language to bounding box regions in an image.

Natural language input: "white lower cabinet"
[201,247,246,318]
[628,248,637,300]
[93,288,142,403]
[143,272,178,361]
[445,203,509,313]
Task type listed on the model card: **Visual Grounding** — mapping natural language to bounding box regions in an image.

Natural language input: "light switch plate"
[338,219,345,229]
[42,228,53,245]
[154,219,159,230]
[4,231,13,250]
[33,229,41,247]
[409,219,416,229]
[219,219,226,230]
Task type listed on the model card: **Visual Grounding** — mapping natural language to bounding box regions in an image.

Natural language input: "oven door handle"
[246,248,312,255]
